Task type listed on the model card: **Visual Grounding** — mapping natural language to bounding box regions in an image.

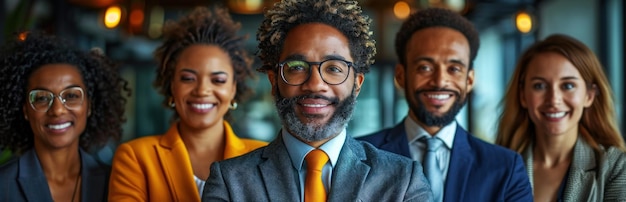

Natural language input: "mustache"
[279,94,339,105]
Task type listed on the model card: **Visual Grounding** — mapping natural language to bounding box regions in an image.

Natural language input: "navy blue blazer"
[357,121,533,202]
[0,149,109,202]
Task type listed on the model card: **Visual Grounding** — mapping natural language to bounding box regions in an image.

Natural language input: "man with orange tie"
[201,0,433,201]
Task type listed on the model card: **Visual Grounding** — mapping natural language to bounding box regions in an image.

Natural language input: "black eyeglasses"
[28,87,85,112]
[278,59,353,86]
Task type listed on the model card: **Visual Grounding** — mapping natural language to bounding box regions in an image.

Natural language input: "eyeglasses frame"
[277,59,354,86]
[27,87,86,112]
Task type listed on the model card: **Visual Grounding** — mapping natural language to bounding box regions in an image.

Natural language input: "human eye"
[179,73,196,82]
[29,91,52,104]
[562,82,575,90]
[532,82,546,90]
[285,61,309,73]
[212,76,228,84]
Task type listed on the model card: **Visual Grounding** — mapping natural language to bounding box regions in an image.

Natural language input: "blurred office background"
[1,0,623,162]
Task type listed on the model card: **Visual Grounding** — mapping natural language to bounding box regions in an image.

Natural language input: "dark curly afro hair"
[256,0,376,74]
[153,6,254,121]
[395,8,480,69]
[0,32,130,153]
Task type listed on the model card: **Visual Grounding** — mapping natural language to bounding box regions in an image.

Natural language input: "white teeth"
[302,104,326,108]
[545,112,566,118]
[191,103,215,109]
[427,94,451,100]
[48,122,71,130]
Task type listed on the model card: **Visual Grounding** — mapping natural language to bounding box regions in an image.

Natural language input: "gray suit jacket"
[202,134,433,202]
[524,138,626,201]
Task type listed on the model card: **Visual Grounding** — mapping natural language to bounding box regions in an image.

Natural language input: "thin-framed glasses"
[28,87,85,112]
[278,59,353,86]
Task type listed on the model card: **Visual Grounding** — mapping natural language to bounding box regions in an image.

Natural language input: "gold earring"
[229,101,238,110]
[168,97,176,108]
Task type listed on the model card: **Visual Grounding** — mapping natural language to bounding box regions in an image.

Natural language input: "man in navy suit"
[201,0,433,201]
[357,8,532,202]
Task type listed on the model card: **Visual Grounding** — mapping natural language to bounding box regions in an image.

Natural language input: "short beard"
[274,87,357,143]
[408,88,467,127]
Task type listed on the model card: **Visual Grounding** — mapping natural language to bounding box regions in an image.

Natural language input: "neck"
[409,115,443,136]
[533,130,577,167]
[34,145,81,179]
[178,121,226,154]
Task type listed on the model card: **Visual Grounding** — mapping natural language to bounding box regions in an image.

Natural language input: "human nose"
[46,96,68,115]
[193,78,212,96]
[430,66,449,88]
[546,87,563,105]
[301,65,328,93]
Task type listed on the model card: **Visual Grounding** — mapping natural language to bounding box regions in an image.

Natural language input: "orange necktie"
[304,149,329,202]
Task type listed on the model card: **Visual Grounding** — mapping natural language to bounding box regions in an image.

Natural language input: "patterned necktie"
[304,149,329,202]
[423,137,444,202]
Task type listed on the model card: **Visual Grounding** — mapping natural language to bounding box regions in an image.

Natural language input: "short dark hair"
[256,0,376,74]
[153,7,254,120]
[0,32,130,153]
[395,8,480,69]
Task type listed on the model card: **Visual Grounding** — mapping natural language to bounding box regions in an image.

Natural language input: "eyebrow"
[282,54,349,62]
[180,68,229,76]
[413,57,467,67]
[529,76,579,81]
[30,85,82,92]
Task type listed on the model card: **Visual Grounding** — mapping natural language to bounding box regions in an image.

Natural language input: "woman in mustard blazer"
[108,7,266,201]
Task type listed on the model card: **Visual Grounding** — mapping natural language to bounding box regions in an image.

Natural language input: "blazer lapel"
[17,150,53,202]
[563,138,597,201]
[259,135,300,202]
[156,125,199,201]
[79,149,108,202]
[379,122,412,158]
[328,136,370,201]
[443,126,473,202]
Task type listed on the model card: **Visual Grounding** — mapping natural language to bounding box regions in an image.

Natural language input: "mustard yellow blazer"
[108,121,267,202]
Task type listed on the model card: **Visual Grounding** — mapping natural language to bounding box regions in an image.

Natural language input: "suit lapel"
[17,150,53,201]
[156,125,199,201]
[328,136,370,201]
[379,122,412,158]
[443,126,473,202]
[80,149,107,202]
[259,135,300,202]
[563,138,597,201]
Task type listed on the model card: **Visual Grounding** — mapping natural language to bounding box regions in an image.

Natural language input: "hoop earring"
[229,101,238,110]
[168,97,176,108]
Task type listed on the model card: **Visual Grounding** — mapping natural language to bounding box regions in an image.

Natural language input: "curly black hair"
[256,0,376,74]
[395,8,480,69]
[0,32,130,153]
[153,7,254,121]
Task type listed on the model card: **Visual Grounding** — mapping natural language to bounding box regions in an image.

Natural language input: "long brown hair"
[496,34,625,153]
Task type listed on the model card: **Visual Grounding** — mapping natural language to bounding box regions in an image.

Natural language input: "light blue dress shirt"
[282,128,346,202]
[405,118,456,184]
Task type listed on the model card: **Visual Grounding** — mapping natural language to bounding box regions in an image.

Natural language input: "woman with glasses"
[108,7,266,201]
[0,33,129,202]
[496,34,626,201]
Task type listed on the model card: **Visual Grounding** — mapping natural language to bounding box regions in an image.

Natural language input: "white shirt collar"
[281,128,346,171]
[404,117,456,149]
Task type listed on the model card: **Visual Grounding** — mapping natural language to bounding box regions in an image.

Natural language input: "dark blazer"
[524,138,626,201]
[0,149,109,202]
[357,122,533,202]
[202,134,434,202]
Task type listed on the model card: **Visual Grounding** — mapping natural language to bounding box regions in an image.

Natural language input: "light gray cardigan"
[523,138,626,201]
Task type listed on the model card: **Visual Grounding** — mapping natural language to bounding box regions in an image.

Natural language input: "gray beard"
[274,87,357,142]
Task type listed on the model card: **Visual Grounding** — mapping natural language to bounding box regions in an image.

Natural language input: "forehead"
[525,52,581,79]
[28,63,84,89]
[279,23,352,62]
[406,27,470,61]
[176,44,233,72]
